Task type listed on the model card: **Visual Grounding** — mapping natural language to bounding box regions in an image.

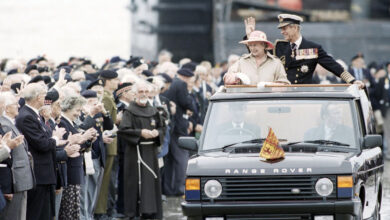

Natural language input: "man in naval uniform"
[244,14,364,88]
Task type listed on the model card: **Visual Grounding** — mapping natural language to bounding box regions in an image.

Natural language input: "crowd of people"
[0,50,228,220]
[0,13,389,220]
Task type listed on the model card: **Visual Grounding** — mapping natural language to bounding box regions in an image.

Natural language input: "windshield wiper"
[221,138,288,152]
[283,140,351,153]
[287,139,349,146]
[221,138,266,152]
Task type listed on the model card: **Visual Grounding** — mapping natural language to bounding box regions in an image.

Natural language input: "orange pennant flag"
[259,127,285,160]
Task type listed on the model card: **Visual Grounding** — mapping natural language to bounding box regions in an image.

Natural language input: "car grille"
[226,214,312,220]
[201,176,336,201]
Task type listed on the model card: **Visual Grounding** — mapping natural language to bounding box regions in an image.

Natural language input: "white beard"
[139,98,148,104]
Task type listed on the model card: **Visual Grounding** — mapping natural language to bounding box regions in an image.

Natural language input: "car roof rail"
[220,84,360,95]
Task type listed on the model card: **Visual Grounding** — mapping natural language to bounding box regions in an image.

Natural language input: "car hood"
[187,152,355,176]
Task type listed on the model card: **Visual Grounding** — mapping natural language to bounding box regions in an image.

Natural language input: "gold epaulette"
[340,71,356,83]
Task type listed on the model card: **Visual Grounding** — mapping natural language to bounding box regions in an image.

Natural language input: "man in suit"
[0,92,34,220]
[15,83,65,220]
[348,54,374,88]
[215,104,261,147]
[304,104,354,145]
[243,15,364,87]
[162,68,195,196]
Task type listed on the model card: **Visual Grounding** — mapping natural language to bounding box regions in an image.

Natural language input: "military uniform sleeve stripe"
[340,71,356,83]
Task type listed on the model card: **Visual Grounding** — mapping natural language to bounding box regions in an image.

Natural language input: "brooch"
[301,65,309,73]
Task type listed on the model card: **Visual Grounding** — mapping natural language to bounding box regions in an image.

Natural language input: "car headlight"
[315,178,334,197]
[204,180,222,199]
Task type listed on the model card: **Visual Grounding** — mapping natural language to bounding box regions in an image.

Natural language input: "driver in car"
[304,104,354,145]
[217,104,261,144]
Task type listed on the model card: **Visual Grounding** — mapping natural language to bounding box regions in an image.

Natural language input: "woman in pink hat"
[224,30,290,86]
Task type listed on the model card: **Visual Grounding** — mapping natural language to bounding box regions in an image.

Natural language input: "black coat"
[0,127,13,194]
[273,37,346,84]
[79,113,112,167]
[164,78,195,136]
[45,119,69,189]
[195,82,212,124]
[58,117,90,185]
[16,105,57,185]
[373,76,390,116]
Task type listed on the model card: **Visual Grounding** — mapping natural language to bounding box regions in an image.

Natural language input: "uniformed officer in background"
[244,14,364,88]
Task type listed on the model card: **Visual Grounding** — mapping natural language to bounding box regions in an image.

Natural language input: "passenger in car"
[224,30,290,86]
[304,104,354,145]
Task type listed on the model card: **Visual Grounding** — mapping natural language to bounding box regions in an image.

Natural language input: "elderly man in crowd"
[118,80,165,219]
[0,92,28,220]
[15,83,66,220]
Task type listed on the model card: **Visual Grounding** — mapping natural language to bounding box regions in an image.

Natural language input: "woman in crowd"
[58,94,97,219]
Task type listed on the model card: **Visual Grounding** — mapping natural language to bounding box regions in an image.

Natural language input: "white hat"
[277,14,303,28]
[239,31,274,49]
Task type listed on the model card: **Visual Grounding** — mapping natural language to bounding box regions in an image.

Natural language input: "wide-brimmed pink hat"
[239,30,274,49]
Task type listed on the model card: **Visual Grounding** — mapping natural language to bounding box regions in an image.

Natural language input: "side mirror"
[178,137,198,151]
[363,135,382,149]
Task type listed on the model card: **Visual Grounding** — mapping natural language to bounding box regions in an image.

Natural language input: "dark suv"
[179,85,383,220]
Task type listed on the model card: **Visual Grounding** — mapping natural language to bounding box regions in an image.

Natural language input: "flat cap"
[142,70,153,77]
[277,14,303,28]
[157,73,172,83]
[86,79,104,90]
[10,83,21,93]
[7,69,18,75]
[177,68,194,77]
[99,70,118,79]
[81,90,97,99]
[110,56,125,63]
[130,57,145,69]
[28,75,44,84]
[45,89,59,105]
[25,65,38,74]
[182,62,198,71]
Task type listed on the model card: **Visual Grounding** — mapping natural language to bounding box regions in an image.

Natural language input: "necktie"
[291,43,297,58]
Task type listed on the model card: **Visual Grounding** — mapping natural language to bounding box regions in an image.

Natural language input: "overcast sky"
[0,0,131,65]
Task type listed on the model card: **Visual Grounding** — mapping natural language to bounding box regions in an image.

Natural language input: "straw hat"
[239,30,274,49]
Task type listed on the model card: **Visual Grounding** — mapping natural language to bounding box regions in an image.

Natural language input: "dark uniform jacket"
[16,105,57,185]
[164,78,195,136]
[273,37,349,84]
[102,90,117,156]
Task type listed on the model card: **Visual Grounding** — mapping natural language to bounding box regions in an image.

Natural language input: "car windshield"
[202,100,358,151]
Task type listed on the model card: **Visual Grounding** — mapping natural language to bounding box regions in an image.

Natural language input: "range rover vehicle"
[179,85,383,220]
